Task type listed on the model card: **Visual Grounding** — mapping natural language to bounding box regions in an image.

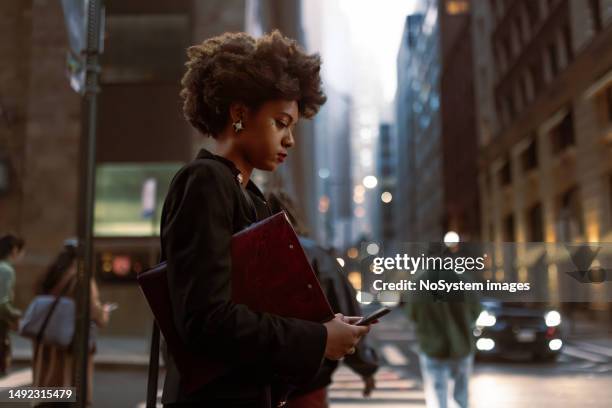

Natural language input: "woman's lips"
[277,154,287,163]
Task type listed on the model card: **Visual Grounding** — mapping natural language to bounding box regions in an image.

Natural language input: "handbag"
[19,278,97,350]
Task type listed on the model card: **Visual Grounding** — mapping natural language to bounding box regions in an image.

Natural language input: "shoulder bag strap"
[146,321,160,408]
[35,276,76,344]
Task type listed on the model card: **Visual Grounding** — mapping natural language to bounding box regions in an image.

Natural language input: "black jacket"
[160,149,327,407]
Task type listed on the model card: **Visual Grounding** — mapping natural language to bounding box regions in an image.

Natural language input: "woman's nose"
[283,130,295,148]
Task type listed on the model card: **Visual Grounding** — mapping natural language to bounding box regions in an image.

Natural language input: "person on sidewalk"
[160,30,370,407]
[406,243,481,408]
[0,234,25,376]
[32,241,112,407]
[266,190,380,408]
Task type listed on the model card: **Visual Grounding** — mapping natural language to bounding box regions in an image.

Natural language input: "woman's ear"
[229,102,248,123]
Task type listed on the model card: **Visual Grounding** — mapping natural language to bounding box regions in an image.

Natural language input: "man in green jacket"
[406,243,481,408]
[0,234,25,376]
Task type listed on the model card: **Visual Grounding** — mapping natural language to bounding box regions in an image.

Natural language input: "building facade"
[474,0,612,314]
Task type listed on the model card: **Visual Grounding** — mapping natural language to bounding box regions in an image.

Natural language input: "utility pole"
[61,1,104,406]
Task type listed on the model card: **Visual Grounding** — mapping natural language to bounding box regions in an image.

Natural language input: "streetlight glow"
[381,191,393,203]
[363,175,378,189]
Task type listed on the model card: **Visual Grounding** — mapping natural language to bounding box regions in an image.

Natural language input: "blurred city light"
[476,310,496,327]
[366,242,379,255]
[356,290,374,305]
[336,257,345,267]
[347,247,359,259]
[363,175,378,189]
[354,185,366,196]
[443,231,460,246]
[476,338,495,351]
[353,194,365,204]
[348,271,361,290]
[318,168,330,179]
[381,191,393,203]
[318,195,330,213]
[354,206,366,218]
[545,310,562,327]
[548,339,563,351]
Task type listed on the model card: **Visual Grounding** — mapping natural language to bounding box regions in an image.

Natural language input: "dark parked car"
[474,300,563,361]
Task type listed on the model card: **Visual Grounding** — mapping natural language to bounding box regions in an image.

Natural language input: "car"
[474,300,563,361]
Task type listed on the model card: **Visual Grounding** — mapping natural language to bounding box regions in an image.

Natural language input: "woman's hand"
[323,313,370,360]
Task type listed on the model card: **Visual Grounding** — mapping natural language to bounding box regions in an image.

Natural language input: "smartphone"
[356,307,391,326]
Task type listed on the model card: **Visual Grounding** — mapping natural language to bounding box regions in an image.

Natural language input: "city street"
[1,311,611,407]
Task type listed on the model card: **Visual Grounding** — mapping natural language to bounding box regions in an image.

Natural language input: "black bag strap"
[35,276,76,344]
[146,321,160,408]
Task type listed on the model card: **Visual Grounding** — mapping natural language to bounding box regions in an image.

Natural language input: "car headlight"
[545,310,561,327]
[476,310,496,327]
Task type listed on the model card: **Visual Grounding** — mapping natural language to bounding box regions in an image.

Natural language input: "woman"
[0,234,25,376]
[161,31,370,407]
[32,242,111,407]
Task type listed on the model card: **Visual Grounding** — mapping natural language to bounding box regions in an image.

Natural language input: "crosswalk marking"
[381,344,409,366]
[570,341,612,358]
[0,368,32,388]
[561,345,608,363]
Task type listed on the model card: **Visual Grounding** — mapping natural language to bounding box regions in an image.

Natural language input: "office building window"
[557,186,584,241]
[605,86,612,123]
[525,0,540,26]
[588,0,602,32]
[521,137,538,171]
[527,203,544,242]
[548,43,559,77]
[550,110,575,153]
[562,25,573,63]
[499,159,512,187]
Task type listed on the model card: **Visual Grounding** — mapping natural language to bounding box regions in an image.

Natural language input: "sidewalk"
[10,333,151,368]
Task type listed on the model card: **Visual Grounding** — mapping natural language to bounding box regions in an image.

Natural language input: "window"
[562,25,573,63]
[588,0,602,33]
[524,0,540,27]
[609,174,612,230]
[550,110,575,153]
[605,86,612,123]
[530,63,543,95]
[499,159,512,186]
[527,203,544,242]
[94,163,182,237]
[548,43,559,77]
[521,138,538,171]
[557,187,584,241]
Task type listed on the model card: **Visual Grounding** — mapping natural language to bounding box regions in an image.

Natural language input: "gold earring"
[232,119,244,133]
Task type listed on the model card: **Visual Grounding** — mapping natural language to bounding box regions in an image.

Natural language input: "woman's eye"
[276,120,288,129]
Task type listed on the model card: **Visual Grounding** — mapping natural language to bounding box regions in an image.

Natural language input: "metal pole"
[74,1,103,406]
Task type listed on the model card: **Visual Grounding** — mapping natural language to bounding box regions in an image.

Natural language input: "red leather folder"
[137,212,334,393]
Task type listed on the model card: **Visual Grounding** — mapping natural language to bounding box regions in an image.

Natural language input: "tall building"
[395,13,424,243]
[395,4,443,242]
[394,0,479,242]
[376,123,396,243]
[439,0,480,241]
[474,0,612,314]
